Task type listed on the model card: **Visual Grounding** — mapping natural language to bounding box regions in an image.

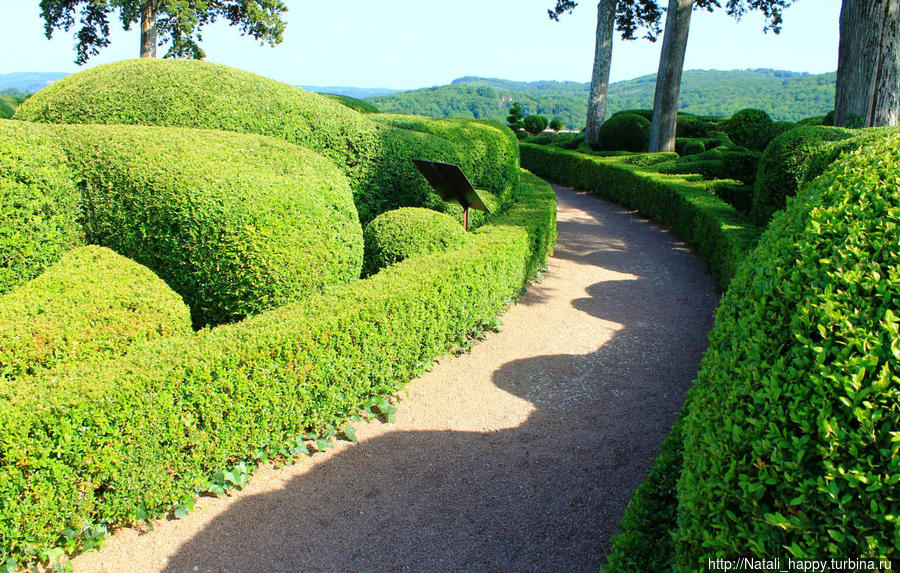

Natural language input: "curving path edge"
[71,183,719,573]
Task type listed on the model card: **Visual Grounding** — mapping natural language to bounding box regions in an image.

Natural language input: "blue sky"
[1,0,841,89]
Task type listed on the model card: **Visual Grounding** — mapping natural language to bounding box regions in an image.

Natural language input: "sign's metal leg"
[464,207,469,231]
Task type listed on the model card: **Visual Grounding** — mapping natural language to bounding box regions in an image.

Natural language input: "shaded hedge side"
[520,144,760,289]
[0,170,556,564]
[0,246,192,383]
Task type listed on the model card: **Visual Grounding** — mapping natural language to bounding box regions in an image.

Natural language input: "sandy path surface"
[71,184,719,573]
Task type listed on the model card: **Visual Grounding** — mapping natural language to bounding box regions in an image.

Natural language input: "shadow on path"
[152,186,719,573]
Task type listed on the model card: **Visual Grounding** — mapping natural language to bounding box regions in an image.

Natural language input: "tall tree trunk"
[648,0,693,152]
[585,0,616,142]
[140,1,160,58]
[834,0,900,127]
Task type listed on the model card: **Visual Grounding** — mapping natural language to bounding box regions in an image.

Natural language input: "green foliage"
[507,102,524,127]
[751,125,855,225]
[724,108,775,151]
[0,96,25,120]
[523,115,549,135]
[0,246,191,382]
[706,180,753,214]
[656,146,762,186]
[677,134,900,567]
[14,59,380,191]
[675,138,706,157]
[0,170,556,564]
[367,70,838,127]
[549,118,565,131]
[39,0,287,63]
[15,60,519,228]
[0,120,80,296]
[803,127,900,186]
[321,93,380,113]
[363,207,469,276]
[51,123,362,327]
[520,144,761,289]
[597,113,651,152]
[823,110,835,126]
[676,116,717,139]
[369,114,520,224]
[797,115,826,126]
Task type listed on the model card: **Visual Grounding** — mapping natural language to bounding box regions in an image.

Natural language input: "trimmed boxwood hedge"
[0,120,80,295]
[0,170,556,564]
[597,113,651,152]
[520,144,760,289]
[13,59,379,189]
[677,133,900,567]
[0,245,191,382]
[363,207,469,276]
[14,59,519,228]
[724,108,775,151]
[751,125,854,225]
[51,123,363,327]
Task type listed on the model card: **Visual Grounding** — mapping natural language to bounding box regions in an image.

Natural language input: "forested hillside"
[368,69,836,127]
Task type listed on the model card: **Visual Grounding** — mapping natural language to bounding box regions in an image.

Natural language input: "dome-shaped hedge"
[0,120,80,295]
[14,58,379,187]
[363,207,469,276]
[0,245,192,381]
[678,134,900,566]
[52,123,363,327]
[751,125,854,224]
[597,113,651,152]
[14,59,520,228]
[724,108,774,151]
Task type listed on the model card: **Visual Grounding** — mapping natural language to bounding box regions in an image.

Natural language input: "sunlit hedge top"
[14,58,380,187]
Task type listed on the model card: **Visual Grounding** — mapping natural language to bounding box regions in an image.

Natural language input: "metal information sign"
[412,159,492,230]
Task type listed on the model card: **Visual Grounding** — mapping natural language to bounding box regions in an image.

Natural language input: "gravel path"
[71,183,719,573]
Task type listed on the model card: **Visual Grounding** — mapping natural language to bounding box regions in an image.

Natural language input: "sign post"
[412,159,493,231]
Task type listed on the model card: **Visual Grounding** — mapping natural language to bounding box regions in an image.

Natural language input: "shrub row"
[0,170,557,563]
[677,133,900,567]
[321,93,380,114]
[0,120,80,295]
[656,146,761,186]
[48,123,363,327]
[15,59,519,228]
[520,144,760,288]
[0,246,192,382]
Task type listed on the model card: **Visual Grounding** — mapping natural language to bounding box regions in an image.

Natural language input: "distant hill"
[300,85,400,99]
[0,72,68,94]
[368,69,837,127]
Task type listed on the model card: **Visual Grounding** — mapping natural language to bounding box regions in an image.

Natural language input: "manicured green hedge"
[597,113,651,152]
[0,170,556,564]
[724,108,775,151]
[656,146,761,186]
[751,125,854,225]
[15,60,520,228]
[677,133,900,567]
[51,123,363,327]
[14,59,379,189]
[372,114,520,210]
[521,144,760,289]
[0,120,80,295]
[363,207,469,276]
[0,246,191,382]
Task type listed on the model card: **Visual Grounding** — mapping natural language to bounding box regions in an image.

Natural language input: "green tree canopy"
[39,0,288,64]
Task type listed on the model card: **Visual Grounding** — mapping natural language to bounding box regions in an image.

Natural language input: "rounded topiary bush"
[751,125,855,225]
[0,120,80,295]
[724,108,775,151]
[677,134,900,567]
[597,113,651,152]
[675,138,706,157]
[363,207,469,276]
[0,245,192,381]
[52,123,363,327]
[14,58,379,188]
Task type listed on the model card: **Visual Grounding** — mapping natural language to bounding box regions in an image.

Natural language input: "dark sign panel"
[412,159,493,214]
